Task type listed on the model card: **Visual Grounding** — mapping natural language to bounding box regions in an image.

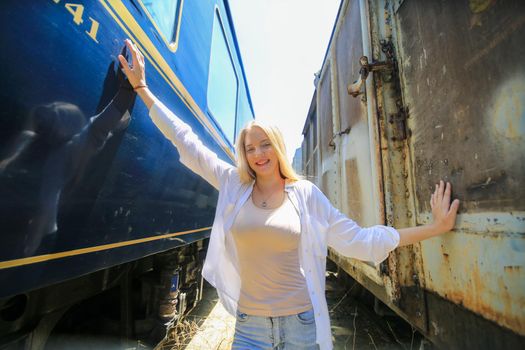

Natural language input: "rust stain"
[438,260,524,335]
[503,265,521,273]
[345,158,363,223]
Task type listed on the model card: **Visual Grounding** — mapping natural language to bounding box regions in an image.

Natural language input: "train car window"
[140,0,182,49]
[207,11,238,144]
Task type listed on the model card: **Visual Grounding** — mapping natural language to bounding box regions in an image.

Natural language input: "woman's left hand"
[430,180,460,233]
[118,39,146,89]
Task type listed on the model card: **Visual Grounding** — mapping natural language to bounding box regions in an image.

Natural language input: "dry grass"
[156,295,235,350]
[156,317,202,350]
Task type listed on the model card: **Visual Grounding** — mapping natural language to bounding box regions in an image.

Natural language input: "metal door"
[322,0,415,324]
[389,0,525,343]
[326,0,524,345]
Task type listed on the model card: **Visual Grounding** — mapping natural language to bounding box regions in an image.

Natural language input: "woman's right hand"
[118,39,146,89]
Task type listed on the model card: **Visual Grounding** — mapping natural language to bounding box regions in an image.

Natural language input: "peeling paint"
[305,0,525,345]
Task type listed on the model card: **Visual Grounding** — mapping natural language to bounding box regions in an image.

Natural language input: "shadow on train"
[0,53,135,259]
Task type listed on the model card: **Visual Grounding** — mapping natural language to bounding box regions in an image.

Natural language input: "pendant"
[261,201,267,208]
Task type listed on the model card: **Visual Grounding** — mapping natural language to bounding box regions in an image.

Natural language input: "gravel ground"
[158,266,426,350]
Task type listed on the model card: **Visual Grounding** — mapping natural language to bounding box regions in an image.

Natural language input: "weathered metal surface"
[344,159,364,223]
[334,0,365,131]
[317,63,341,208]
[394,0,525,336]
[396,0,525,213]
[327,0,394,294]
[367,0,428,330]
[418,211,525,335]
[425,291,524,349]
[332,0,378,229]
[331,237,525,349]
[318,63,335,159]
[304,0,525,346]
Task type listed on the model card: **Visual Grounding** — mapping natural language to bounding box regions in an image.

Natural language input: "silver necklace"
[254,180,283,208]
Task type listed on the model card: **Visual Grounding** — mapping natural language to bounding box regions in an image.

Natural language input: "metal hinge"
[347,40,396,98]
[328,126,351,150]
[381,40,410,142]
[347,40,409,141]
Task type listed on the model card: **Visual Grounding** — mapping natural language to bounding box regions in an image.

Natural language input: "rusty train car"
[299,0,524,348]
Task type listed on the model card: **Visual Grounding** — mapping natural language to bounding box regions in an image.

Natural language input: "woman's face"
[244,126,280,178]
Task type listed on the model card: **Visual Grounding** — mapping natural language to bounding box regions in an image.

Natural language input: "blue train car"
[0,0,253,346]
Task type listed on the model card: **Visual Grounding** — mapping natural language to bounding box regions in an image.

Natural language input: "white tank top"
[231,192,312,316]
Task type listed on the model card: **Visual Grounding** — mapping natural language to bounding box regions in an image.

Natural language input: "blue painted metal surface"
[0,0,253,298]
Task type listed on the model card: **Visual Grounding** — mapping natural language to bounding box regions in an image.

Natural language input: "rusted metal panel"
[305,0,525,345]
[365,0,429,330]
[324,0,392,300]
[425,291,524,349]
[394,0,525,337]
[396,0,525,213]
[419,223,525,335]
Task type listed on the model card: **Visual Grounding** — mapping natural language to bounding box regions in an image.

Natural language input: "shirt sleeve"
[148,97,234,190]
[310,182,400,265]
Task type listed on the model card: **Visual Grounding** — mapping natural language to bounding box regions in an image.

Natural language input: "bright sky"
[228,0,341,161]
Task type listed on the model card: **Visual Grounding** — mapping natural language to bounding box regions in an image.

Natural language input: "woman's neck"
[254,173,284,192]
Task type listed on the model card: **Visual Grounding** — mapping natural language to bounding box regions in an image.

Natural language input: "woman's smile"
[255,159,270,167]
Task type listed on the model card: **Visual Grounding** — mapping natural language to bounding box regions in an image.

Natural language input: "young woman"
[118,39,459,350]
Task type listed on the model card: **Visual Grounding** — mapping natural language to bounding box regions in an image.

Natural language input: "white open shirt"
[149,98,400,350]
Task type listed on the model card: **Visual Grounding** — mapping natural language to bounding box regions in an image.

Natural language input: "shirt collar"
[284,178,296,192]
[249,178,297,193]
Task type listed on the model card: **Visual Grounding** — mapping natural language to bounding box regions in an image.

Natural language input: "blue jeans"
[232,307,319,349]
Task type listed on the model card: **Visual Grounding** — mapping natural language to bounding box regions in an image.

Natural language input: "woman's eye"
[263,143,271,148]
[246,148,255,153]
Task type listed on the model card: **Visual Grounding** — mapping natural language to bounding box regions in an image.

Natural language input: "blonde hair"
[235,120,301,184]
